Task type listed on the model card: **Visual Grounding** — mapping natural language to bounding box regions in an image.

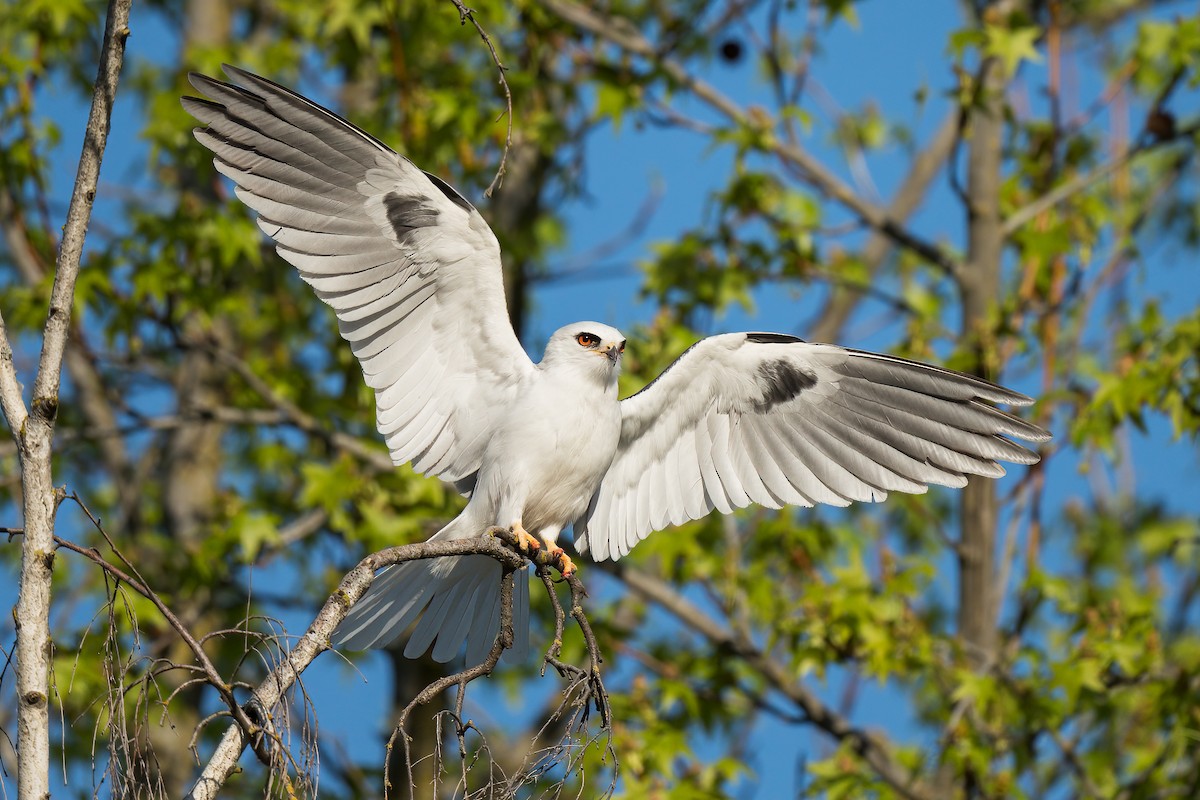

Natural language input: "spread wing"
[575,333,1050,561]
[183,66,533,486]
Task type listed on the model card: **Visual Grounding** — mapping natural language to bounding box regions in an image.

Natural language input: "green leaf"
[984,23,1042,75]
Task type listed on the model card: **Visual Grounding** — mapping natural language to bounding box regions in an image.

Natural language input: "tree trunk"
[9,3,132,797]
[957,1,1016,670]
[14,415,56,800]
[387,652,446,797]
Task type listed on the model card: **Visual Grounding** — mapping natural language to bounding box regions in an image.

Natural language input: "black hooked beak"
[600,342,622,364]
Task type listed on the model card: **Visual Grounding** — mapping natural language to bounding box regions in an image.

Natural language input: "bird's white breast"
[477,368,621,534]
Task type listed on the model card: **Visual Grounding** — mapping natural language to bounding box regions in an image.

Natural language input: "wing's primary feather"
[576,333,1051,561]
[182,66,534,486]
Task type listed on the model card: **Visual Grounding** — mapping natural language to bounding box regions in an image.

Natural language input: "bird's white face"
[541,321,626,385]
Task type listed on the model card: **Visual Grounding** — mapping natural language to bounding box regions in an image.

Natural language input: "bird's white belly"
[475,376,621,534]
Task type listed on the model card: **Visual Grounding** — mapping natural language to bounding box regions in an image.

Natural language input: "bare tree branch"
[186,529,529,800]
[28,6,130,409]
[0,308,27,439]
[540,0,964,280]
[809,110,960,342]
[205,343,397,473]
[6,3,132,799]
[1002,123,1197,237]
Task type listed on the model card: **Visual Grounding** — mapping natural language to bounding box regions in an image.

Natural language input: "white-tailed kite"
[183,67,1050,664]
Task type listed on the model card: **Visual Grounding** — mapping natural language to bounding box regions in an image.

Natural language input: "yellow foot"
[546,547,576,578]
[512,523,540,552]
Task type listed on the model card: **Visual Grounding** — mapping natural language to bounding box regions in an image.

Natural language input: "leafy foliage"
[1,0,1199,798]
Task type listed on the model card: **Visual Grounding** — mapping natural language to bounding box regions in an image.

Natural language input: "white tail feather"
[334,520,530,663]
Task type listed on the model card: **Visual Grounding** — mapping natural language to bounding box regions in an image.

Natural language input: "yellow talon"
[513,523,539,552]
[547,547,576,578]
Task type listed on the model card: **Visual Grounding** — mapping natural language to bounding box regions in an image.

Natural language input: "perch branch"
[538,564,610,726]
[186,529,527,800]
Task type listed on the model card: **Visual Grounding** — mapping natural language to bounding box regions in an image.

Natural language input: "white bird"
[183,67,1050,664]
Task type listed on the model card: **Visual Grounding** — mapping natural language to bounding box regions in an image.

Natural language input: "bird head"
[541,321,625,385]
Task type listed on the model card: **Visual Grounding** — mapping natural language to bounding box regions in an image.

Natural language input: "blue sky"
[3,1,1199,798]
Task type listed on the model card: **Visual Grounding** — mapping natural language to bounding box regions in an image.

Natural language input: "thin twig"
[447,0,513,196]
[386,568,516,800]
[541,0,964,280]
[186,528,529,800]
[55,492,276,766]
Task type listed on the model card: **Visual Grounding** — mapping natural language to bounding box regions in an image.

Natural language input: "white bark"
[0,2,133,798]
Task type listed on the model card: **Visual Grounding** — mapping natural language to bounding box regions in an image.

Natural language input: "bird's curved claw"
[512,523,540,553]
[546,547,576,578]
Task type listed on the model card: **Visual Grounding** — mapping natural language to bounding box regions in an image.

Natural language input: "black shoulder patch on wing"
[384,191,440,238]
[746,332,805,344]
[423,171,475,214]
[756,359,817,410]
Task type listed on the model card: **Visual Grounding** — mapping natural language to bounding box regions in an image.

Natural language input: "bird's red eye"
[576,333,599,347]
